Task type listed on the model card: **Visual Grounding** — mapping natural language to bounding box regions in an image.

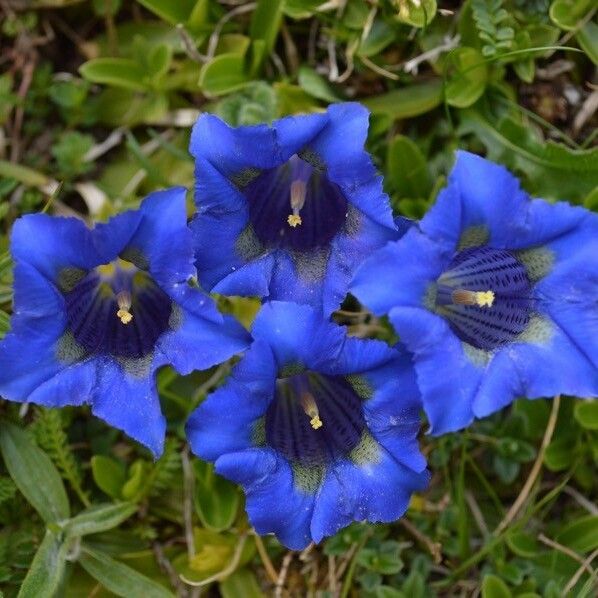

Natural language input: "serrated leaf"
[79,547,174,597]
[64,503,137,538]
[0,422,70,523]
[17,531,68,598]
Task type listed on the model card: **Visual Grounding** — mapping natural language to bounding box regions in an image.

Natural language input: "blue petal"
[421,151,596,252]
[251,301,345,370]
[306,103,394,229]
[211,254,275,297]
[310,448,430,543]
[0,262,68,401]
[364,379,427,473]
[420,151,528,250]
[322,212,398,314]
[389,306,482,434]
[216,448,314,550]
[11,214,102,282]
[265,250,324,305]
[474,316,598,418]
[157,286,250,375]
[351,229,446,316]
[190,114,281,174]
[91,210,142,263]
[186,340,276,461]
[128,187,195,287]
[92,358,165,458]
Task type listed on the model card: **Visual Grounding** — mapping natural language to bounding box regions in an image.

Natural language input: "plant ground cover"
[0,1,597,596]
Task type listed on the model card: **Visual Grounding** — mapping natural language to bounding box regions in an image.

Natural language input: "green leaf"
[0,422,70,523]
[396,0,437,28]
[135,0,196,24]
[459,109,598,202]
[194,460,240,532]
[0,160,51,188]
[91,455,126,498]
[79,546,174,597]
[147,44,172,80]
[577,20,598,65]
[363,80,443,120]
[386,134,432,198]
[249,0,283,55]
[549,0,593,31]
[445,47,488,108]
[64,503,137,538]
[79,58,148,91]
[481,574,512,598]
[506,531,539,558]
[17,531,68,598]
[199,54,250,96]
[574,401,598,430]
[298,66,342,102]
[556,515,598,553]
[220,568,264,598]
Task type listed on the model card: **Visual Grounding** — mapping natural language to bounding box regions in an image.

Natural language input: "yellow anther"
[116,291,133,325]
[288,180,307,228]
[475,290,495,307]
[310,415,323,430]
[300,392,323,430]
[117,309,133,324]
[287,214,302,227]
[452,289,495,308]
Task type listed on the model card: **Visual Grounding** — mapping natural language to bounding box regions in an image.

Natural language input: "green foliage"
[471,0,515,57]
[1,0,597,595]
[31,408,89,507]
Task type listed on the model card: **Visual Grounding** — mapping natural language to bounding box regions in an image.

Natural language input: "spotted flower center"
[435,246,533,351]
[265,372,366,466]
[242,154,348,252]
[63,258,172,359]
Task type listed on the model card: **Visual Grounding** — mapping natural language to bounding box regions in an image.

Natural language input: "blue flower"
[186,301,429,550]
[0,188,250,457]
[351,151,598,434]
[189,103,400,315]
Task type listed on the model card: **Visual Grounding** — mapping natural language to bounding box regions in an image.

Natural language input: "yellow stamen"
[300,392,323,430]
[116,291,133,325]
[287,180,307,228]
[287,214,302,227]
[452,289,495,308]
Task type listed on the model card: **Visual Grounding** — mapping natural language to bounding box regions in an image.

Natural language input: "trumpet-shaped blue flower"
[186,301,429,550]
[351,151,598,434]
[189,103,400,314]
[0,188,250,457]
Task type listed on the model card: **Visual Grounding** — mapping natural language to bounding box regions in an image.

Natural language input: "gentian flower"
[0,188,250,457]
[186,301,430,549]
[189,103,399,314]
[351,151,598,434]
